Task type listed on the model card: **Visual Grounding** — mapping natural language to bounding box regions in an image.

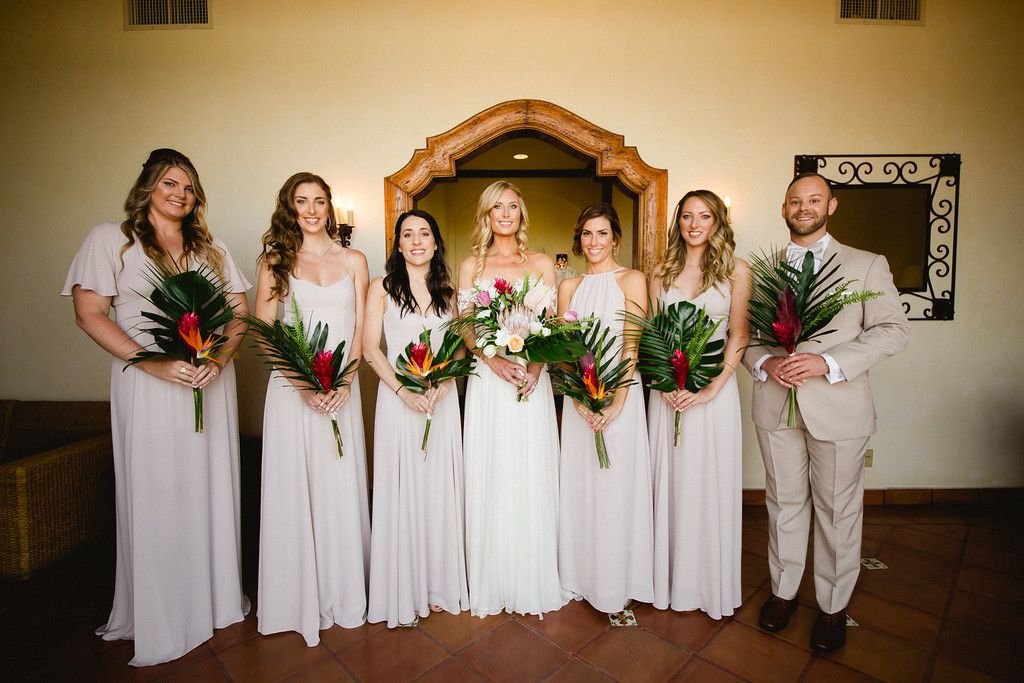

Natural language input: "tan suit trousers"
[756,406,869,614]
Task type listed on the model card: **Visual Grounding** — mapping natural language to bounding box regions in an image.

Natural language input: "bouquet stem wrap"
[193,386,204,433]
[594,429,610,469]
[330,416,343,458]
[420,413,432,455]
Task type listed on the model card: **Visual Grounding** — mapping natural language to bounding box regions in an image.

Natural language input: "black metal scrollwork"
[794,154,960,321]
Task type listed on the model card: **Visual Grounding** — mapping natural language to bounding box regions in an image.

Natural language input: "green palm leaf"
[747,248,882,350]
[128,260,236,363]
[242,300,359,392]
[621,299,724,393]
[549,319,636,412]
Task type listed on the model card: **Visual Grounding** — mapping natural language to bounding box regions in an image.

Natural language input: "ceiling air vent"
[837,0,924,25]
[124,0,211,30]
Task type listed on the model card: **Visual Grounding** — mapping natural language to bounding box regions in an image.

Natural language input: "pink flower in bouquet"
[670,349,690,391]
[578,351,595,372]
[772,286,802,354]
[312,350,334,392]
[564,310,579,323]
[475,290,491,306]
[494,277,512,296]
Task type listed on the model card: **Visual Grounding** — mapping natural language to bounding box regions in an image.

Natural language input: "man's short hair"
[786,172,834,199]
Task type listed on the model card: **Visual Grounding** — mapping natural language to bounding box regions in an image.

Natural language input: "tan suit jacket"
[742,238,910,441]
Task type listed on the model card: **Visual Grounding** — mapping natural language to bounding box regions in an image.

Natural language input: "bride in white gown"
[457,181,569,617]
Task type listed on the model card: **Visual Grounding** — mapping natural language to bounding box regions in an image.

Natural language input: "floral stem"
[193,387,203,433]
[421,414,432,457]
[673,409,681,448]
[594,430,610,469]
[787,386,797,428]
[513,356,529,403]
[330,416,344,458]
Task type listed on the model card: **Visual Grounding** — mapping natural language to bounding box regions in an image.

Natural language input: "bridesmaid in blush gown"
[365,209,469,628]
[254,172,370,646]
[648,190,751,619]
[63,149,249,666]
[556,203,654,614]
[457,181,569,618]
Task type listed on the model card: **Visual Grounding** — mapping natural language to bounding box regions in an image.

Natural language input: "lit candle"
[723,195,732,219]
[332,198,345,226]
[346,200,354,227]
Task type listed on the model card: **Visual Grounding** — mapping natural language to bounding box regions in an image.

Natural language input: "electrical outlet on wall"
[865,449,874,467]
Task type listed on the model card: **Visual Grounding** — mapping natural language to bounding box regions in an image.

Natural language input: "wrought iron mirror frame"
[795,153,961,321]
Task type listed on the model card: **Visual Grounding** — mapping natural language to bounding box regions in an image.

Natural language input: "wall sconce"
[723,195,732,221]
[332,198,355,247]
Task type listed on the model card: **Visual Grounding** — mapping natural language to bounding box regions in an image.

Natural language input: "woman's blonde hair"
[470,180,530,280]
[659,189,736,293]
[120,148,224,275]
[258,172,338,300]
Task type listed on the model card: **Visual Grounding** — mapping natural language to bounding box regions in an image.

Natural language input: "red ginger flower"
[493,278,512,296]
[409,342,429,368]
[771,286,802,354]
[178,311,220,361]
[670,349,690,391]
[312,350,334,391]
[404,341,450,378]
[581,363,607,401]
[578,351,607,399]
[178,311,199,338]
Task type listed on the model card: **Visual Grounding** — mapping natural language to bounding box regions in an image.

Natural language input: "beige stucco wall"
[2,1,1021,488]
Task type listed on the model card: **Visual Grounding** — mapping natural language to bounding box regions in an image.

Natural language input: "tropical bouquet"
[748,249,882,426]
[450,275,589,400]
[243,298,359,457]
[128,261,236,433]
[623,300,725,447]
[394,328,476,454]
[549,319,636,468]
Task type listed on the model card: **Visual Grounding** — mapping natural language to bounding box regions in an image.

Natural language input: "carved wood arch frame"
[384,99,668,274]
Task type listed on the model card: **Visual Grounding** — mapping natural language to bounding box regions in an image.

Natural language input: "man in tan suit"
[743,173,909,652]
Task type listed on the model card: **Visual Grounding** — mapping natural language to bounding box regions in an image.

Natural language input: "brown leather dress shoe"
[810,609,847,652]
[758,595,799,632]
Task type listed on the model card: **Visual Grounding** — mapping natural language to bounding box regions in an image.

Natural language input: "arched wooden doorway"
[384,99,668,274]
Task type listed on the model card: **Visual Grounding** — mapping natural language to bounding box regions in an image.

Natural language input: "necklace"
[299,241,335,260]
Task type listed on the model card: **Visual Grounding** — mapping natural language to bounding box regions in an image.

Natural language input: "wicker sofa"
[0,400,114,579]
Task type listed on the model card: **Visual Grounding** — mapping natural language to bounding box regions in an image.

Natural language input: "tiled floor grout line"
[325,639,366,683]
[923,514,973,682]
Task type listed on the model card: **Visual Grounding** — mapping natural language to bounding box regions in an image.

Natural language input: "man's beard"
[786,213,828,236]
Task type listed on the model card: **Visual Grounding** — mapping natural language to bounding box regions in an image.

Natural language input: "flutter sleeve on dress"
[213,238,252,294]
[61,222,124,297]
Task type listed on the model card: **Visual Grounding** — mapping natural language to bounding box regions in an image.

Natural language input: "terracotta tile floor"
[3,501,1021,682]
